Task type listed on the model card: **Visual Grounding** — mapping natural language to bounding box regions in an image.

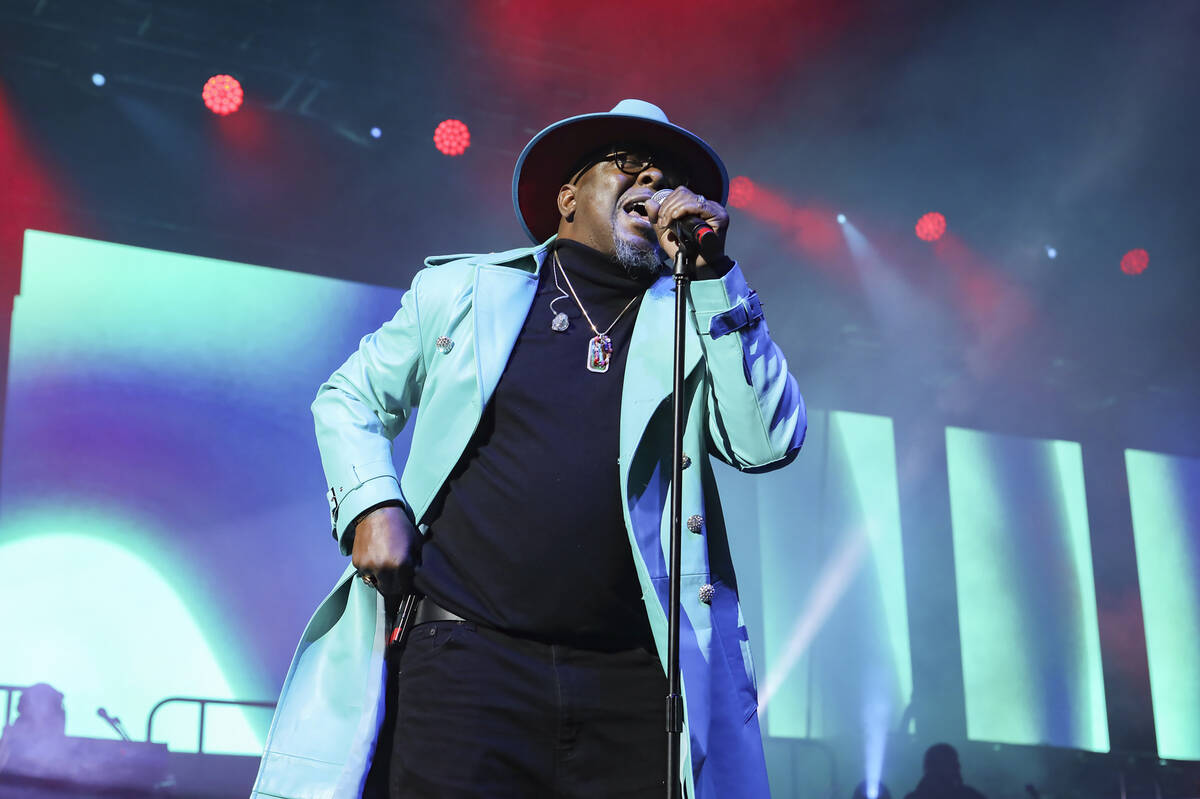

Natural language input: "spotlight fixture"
[1120,248,1149,275]
[1045,246,1057,259]
[91,73,106,87]
[915,212,946,242]
[433,119,470,156]
[370,127,382,139]
[851,779,892,799]
[837,213,847,225]
[727,175,755,208]
[202,74,244,116]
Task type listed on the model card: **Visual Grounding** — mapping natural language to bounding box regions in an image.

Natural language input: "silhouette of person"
[904,743,987,799]
[0,683,67,775]
[7,683,67,738]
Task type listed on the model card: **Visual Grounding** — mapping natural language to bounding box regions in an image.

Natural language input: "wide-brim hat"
[512,99,729,244]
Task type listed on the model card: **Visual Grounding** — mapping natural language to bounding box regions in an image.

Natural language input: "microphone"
[97,707,131,741]
[651,188,722,260]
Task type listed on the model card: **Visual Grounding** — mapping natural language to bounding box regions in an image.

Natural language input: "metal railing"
[0,684,28,729]
[145,696,276,754]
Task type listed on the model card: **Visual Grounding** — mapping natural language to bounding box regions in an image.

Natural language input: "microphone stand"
[665,243,695,799]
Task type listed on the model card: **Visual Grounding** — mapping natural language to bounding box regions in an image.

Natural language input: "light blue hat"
[512,99,729,244]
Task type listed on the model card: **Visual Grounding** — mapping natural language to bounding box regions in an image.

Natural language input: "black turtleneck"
[414,239,657,651]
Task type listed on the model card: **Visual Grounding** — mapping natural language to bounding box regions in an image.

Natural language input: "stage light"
[1046,246,1057,259]
[727,175,755,208]
[91,73,106,87]
[1121,248,1149,275]
[370,127,382,139]
[851,779,892,799]
[202,74,243,116]
[433,119,470,156]
[837,213,847,225]
[915,212,946,242]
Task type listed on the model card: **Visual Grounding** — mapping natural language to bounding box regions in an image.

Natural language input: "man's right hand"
[351,503,420,597]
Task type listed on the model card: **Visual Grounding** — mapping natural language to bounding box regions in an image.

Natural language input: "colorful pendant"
[587,334,613,373]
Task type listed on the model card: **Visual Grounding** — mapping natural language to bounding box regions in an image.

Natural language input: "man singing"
[252,99,806,799]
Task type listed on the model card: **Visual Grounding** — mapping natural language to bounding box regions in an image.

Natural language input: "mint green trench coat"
[251,237,806,799]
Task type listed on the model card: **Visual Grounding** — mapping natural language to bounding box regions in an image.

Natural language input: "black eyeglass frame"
[565,146,690,188]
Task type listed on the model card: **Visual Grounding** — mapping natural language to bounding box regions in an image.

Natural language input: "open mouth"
[621,198,652,227]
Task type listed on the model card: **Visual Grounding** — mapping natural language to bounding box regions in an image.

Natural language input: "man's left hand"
[651,187,730,270]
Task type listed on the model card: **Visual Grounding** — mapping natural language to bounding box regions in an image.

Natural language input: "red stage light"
[1120,248,1149,275]
[203,75,243,116]
[728,176,755,208]
[433,119,470,156]
[915,212,946,242]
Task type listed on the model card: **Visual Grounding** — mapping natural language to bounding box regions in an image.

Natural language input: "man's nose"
[636,166,667,189]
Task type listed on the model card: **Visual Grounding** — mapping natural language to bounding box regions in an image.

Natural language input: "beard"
[612,235,668,280]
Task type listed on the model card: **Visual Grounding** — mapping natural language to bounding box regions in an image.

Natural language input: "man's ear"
[557,184,577,224]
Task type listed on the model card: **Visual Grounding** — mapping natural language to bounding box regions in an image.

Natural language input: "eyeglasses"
[568,149,689,188]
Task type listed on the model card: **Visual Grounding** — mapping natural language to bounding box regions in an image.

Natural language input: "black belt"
[387,595,473,652]
[411,595,469,627]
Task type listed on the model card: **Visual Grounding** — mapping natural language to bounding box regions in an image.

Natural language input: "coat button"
[686,514,704,534]
[681,454,692,469]
[435,335,454,354]
[698,583,715,604]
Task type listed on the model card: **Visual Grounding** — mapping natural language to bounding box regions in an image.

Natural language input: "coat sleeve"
[313,270,428,554]
[689,262,806,471]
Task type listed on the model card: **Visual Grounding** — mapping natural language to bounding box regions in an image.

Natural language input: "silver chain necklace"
[549,250,640,373]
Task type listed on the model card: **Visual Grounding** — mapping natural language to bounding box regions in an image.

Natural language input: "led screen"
[1126,448,1200,762]
[745,409,912,760]
[0,230,406,755]
[947,426,1108,752]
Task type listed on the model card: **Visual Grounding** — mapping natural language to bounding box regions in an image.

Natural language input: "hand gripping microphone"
[651,189,723,260]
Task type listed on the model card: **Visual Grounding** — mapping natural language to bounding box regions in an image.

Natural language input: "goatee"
[613,237,669,280]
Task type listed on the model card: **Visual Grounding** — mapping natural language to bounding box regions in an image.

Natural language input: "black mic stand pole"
[665,243,695,799]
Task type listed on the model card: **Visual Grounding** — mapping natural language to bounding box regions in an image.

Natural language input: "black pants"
[364,620,669,799]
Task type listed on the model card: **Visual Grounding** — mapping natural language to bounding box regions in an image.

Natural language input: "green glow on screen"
[947,427,1108,752]
[757,410,912,740]
[0,231,383,757]
[1126,449,1200,761]
[0,513,269,755]
[11,229,365,399]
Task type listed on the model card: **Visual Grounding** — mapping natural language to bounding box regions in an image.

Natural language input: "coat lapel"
[472,253,543,406]
[620,276,703,467]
